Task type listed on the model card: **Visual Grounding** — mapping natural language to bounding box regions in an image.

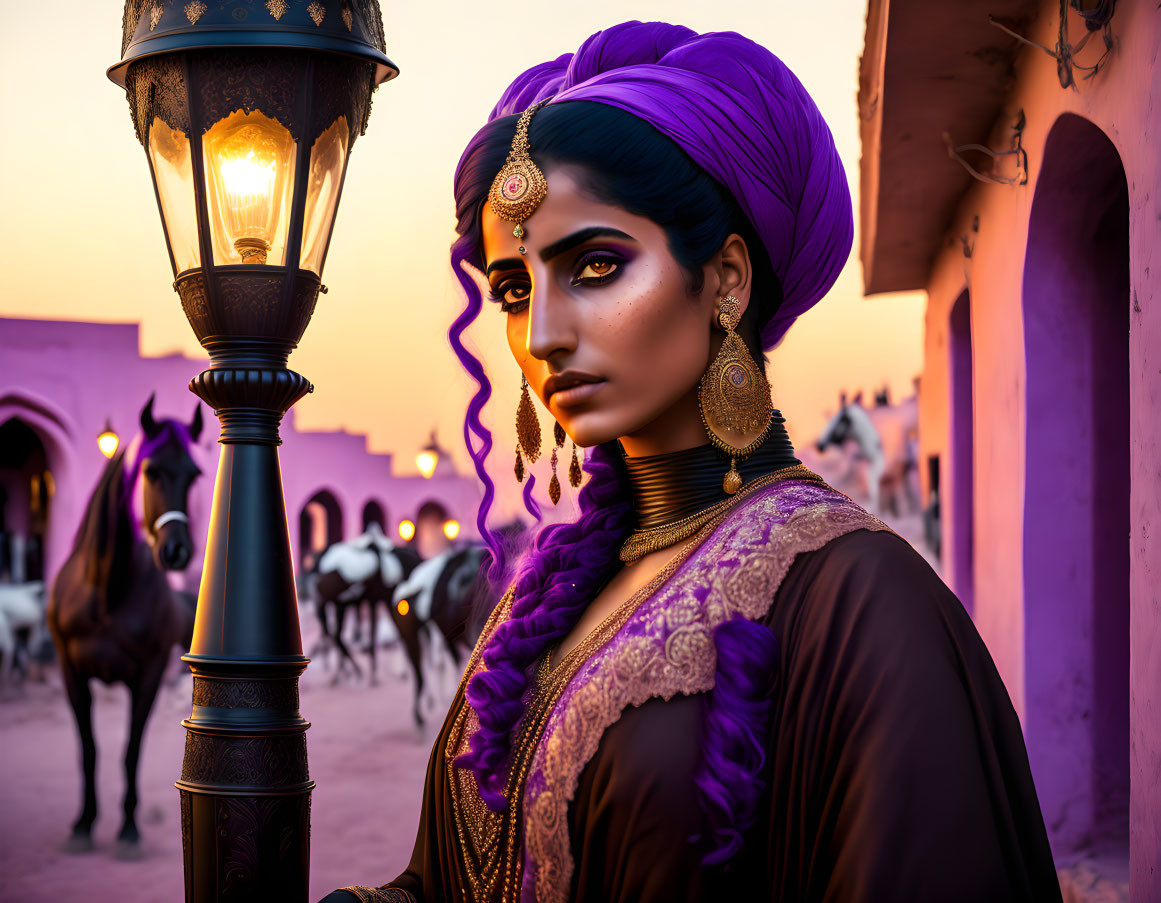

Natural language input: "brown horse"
[48,396,202,857]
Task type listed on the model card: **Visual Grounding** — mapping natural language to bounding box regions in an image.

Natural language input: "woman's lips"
[544,371,605,409]
[551,380,606,409]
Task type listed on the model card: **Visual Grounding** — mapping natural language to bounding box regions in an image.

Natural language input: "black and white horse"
[47,396,201,856]
[394,544,491,675]
[313,524,425,712]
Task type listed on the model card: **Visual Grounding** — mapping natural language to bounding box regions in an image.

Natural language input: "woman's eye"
[573,257,620,284]
[490,280,530,313]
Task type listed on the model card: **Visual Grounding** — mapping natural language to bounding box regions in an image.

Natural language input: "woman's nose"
[525,281,576,361]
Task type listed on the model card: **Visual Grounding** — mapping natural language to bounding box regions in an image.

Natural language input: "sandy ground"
[0,615,460,903]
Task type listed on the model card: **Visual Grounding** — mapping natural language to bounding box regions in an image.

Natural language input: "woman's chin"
[558,411,633,450]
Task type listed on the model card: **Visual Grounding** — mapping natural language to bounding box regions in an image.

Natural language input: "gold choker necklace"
[619,463,822,563]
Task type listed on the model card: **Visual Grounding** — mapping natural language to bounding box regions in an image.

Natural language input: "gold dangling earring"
[515,374,541,483]
[698,295,774,494]
[568,441,582,488]
[548,421,566,504]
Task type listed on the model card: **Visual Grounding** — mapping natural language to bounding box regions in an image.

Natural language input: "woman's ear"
[712,233,753,319]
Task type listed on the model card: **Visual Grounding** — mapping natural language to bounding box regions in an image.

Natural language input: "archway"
[0,418,53,583]
[414,499,451,560]
[1022,113,1129,855]
[362,499,386,532]
[948,290,974,614]
[297,489,344,572]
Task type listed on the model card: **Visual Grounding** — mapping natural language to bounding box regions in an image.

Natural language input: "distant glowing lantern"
[398,519,416,541]
[416,430,442,479]
[443,519,461,540]
[97,420,119,458]
[397,599,410,617]
[416,450,438,479]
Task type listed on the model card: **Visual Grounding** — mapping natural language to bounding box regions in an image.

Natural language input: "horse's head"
[137,396,204,572]
[816,405,854,452]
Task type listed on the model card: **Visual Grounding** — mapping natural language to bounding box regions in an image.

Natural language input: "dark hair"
[448,101,780,866]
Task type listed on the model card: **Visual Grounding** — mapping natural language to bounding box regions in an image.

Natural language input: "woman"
[327,21,1061,903]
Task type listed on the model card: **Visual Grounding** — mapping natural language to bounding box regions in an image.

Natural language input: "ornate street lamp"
[108,2,396,899]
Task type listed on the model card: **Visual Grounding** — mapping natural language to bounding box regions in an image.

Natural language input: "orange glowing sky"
[0,1,923,500]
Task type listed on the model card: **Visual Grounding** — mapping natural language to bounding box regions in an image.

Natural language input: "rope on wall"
[944,110,1029,187]
[988,0,1116,89]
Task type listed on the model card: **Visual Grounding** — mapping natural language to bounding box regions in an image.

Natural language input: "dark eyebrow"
[486,257,523,276]
[539,227,634,263]
[484,227,635,277]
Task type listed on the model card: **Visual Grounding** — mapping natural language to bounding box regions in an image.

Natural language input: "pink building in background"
[860,0,1157,895]
[0,316,481,594]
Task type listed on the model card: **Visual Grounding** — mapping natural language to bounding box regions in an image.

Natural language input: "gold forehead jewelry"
[489,99,552,253]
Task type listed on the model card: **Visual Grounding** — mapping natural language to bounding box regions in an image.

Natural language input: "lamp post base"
[178,659,312,902]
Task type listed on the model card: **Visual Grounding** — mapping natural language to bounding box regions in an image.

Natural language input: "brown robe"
[333,528,1061,903]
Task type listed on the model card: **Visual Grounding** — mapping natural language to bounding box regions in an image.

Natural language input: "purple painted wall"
[867,1,1159,889]
[1022,114,1130,855]
[0,316,481,597]
[948,289,974,616]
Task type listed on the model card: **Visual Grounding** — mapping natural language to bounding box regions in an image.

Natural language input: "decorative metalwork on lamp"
[108,2,397,900]
[184,1,206,24]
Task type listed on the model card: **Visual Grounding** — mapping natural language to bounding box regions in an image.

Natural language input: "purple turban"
[473,20,853,349]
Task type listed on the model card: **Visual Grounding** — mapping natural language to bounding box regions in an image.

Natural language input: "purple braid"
[693,617,780,865]
[456,443,631,810]
[447,241,507,583]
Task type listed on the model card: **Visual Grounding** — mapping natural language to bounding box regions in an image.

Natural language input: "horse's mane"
[69,448,137,616]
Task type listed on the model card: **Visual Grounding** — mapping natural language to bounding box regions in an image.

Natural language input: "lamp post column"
[177,344,314,901]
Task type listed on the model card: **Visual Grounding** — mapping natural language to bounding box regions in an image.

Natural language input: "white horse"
[816,391,919,516]
[0,581,45,683]
[817,400,886,512]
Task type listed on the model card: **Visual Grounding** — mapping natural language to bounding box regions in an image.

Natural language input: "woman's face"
[481,165,737,451]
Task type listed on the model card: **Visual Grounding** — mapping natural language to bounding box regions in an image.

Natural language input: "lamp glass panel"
[300,117,350,275]
[148,118,200,273]
[202,109,297,266]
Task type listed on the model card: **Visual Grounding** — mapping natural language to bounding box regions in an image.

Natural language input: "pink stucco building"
[860,0,1157,894]
[0,316,480,593]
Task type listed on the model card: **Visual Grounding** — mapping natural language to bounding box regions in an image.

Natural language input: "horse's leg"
[116,655,166,858]
[400,620,425,728]
[331,602,362,684]
[311,596,331,662]
[868,456,884,514]
[60,657,97,852]
[367,596,380,686]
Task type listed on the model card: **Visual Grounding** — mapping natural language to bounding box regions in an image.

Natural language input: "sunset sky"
[0,0,924,510]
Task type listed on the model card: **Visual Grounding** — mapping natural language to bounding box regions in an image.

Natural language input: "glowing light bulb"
[398,520,416,541]
[416,450,438,479]
[397,600,410,617]
[203,111,295,265]
[442,520,461,540]
[98,420,119,458]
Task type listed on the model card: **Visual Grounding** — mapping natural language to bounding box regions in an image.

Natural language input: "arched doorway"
[1022,113,1129,855]
[297,489,343,572]
[414,499,451,560]
[0,418,53,583]
[948,290,974,614]
[362,499,386,532]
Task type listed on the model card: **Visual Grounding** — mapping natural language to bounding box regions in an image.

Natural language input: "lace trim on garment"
[444,474,801,902]
[521,485,893,903]
[339,886,415,903]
